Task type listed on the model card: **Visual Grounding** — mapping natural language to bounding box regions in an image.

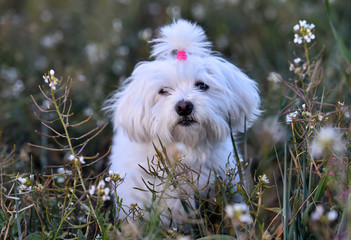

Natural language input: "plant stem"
[51,87,80,240]
[15,182,22,240]
[302,41,312,109]
[304,41,311,79]
[52,83,105,235]
[76,164,103,232]
[283,141,288,240]
[53,168,77,240]
[51,88,75,156]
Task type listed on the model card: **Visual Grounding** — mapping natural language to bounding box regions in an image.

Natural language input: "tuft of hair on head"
[150,19,212,59]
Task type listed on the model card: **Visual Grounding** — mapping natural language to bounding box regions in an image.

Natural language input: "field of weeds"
[0,0,350,239]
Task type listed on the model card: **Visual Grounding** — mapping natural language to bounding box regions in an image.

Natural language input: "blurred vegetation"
[0,0,351,239]
[1,0,350,159]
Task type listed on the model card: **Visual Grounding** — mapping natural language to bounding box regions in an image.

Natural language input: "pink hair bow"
[176,50,187,60]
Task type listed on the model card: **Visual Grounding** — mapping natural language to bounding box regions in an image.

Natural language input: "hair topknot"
[150,19,212,59]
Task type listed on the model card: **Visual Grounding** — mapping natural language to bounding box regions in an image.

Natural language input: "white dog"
[106,19,260,224]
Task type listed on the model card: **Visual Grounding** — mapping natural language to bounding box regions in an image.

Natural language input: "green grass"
[0,1,350,239]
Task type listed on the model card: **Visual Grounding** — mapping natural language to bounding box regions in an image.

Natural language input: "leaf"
[24,233,45,240]
[102,224,112,240]
[301,203,314,227]
[77,230,86,240]
[70,221,94,229]
[325,0,351,64]
[0,210,8,227]
[314,175,329,202]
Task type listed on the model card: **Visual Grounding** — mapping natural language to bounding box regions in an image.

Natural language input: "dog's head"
[107,20,260,146]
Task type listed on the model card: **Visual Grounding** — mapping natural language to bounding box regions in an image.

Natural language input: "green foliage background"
[0,0,350,175]
[1,1,351,239]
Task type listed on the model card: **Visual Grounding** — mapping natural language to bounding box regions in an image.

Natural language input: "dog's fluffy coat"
[106,19,260,222]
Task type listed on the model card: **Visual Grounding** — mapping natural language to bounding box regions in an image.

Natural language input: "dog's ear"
[209,58,261,132]
[107,65,154,142]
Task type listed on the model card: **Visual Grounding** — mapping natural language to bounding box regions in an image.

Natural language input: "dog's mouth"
[177,117,197,126]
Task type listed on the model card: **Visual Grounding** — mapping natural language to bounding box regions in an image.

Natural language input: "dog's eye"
[195,81,209,91]
[158,88,169,95]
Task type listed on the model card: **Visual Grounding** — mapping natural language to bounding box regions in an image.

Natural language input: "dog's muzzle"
[175,100,197,126]
[178,117,196,126]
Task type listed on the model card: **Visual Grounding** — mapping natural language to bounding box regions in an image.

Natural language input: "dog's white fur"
[106,19,260,222]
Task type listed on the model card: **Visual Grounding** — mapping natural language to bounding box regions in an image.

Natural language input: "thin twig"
[68,114,93,128]
[27,143,70,152]
[40,121,66,137]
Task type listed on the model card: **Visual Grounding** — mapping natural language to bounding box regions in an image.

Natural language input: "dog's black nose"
[175,100,193,116]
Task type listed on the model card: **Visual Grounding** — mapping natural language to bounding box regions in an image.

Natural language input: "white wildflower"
[258,174,270,184]
[311,205,324,221]
[49,81,57,91]
[68,154,75,161]
[226,203,253,224]
[304,35,311,43]
[17,177,31,193]
[85,43,108,64]
[97,179,105,189]
[259,117,286,144]
[105,170,123,184]
[327,210,338,222]
[299,20,307,27]
[18,185,26,192]
[293,20,316,45]
[294,57,301,65]
[102,195,111,202]
[55,168,68,183]
[293,24,299,31]
[97,179,107,199]
[239,214,253,224]
[18,184,32,193]
[267,72,281,84]
[294,34,303,44]
[311,127,344,157]
[88,185,96,196]
[68,154,85,164]
[104,187,110,196]
[79,156,85,164]
[138,28,153,41]
[56,176,65,184]
[18,176,27,184]
[96,181,111,201]
[102,195,110,202]
[286,111,299,123]
[43,69,58,90]
[102,187,111,201]
[42,75,49,83]
[105,170,114,182]
[289,63,295,71]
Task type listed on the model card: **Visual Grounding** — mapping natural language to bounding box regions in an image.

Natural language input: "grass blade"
[325,0,351,64]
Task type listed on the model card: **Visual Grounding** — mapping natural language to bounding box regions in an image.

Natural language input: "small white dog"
[106,19,260,224]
